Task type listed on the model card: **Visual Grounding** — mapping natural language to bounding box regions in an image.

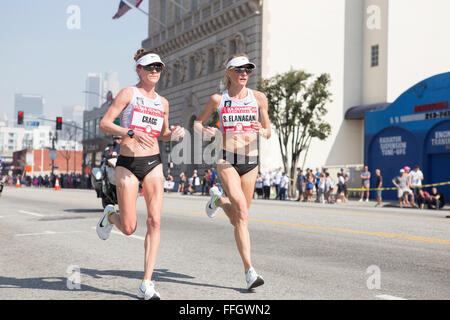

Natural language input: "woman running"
[194,54,271,290]
[96,49,185,300]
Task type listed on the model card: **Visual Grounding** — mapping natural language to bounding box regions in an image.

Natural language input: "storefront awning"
[345,103,391,120]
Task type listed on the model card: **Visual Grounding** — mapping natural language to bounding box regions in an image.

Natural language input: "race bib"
[129,105,164,137]
[221,106,258,133]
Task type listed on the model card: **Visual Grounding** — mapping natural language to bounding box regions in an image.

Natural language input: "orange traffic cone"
[54,178,60,191]
[16,178,21,188]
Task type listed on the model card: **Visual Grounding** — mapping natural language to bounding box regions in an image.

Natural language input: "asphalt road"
[0,187,449,300]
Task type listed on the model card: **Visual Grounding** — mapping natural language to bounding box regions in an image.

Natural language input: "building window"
[160,0,167,28]
[208,48,215,73]
[229,38,237,56]
[176,0,184,20]
[191,0,200,11]
[371,44,379,67]
[188,56,196,80]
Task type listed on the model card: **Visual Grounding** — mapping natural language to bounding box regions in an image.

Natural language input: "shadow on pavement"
[64,208,104,214]
[0,268,250,299]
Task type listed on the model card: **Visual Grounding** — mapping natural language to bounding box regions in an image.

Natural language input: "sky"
[0,0,149,121]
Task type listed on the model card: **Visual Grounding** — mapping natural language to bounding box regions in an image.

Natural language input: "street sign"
[49,149,56,160]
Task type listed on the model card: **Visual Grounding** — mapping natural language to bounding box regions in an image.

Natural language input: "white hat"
[226,56,256,70]
[400,169,405,173]
[136,53,165,67]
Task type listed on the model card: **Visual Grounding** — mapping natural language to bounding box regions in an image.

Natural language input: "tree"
[258,69,332,195]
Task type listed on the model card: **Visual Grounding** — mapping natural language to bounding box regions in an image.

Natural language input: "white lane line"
[91,227,145,241]
[112,230,145,241]
[15,231,84,237]
[18,210,45,217]
[375,294,407,300]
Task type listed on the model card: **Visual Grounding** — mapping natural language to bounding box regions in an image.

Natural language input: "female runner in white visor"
[97,49,185,300]
[194,54,271,290]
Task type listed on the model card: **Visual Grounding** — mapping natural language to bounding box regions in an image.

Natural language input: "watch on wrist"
[127,129,135,139]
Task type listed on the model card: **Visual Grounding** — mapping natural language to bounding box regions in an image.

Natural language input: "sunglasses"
[230,67,254,74]
[143,64,163,72]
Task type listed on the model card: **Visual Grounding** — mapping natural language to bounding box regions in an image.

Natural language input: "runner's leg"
[109,166,139,235]
[141,164,164,281]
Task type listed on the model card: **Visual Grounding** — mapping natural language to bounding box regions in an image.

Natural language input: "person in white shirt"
[409,165,424,197]
[274,168,282,200]
[263,172,272,199]
[279,172,289,200]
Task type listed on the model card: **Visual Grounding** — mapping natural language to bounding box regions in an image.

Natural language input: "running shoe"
[245,267,264,290]
[96,204,115,240]
[137,280,161,300]
[205,186,222,218]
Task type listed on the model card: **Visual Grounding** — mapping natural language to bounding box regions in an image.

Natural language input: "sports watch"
[127,129,135,139]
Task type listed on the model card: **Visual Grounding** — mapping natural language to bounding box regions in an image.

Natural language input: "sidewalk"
[163,191,449,214]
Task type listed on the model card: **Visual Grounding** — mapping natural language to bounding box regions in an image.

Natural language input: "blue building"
[364,72,450,203]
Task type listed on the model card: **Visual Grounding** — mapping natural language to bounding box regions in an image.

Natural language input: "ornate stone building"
[142,0,263,176]
[141,0,450,182]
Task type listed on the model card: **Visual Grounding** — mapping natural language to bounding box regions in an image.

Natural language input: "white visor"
[226,56,256,70]
[136,53,165,67]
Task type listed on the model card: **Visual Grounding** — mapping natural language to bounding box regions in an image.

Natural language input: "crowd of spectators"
[163,164,446,210]
[1,173,85,189]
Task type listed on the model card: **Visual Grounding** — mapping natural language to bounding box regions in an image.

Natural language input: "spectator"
[255,173,263,199]
[409,165,424,196]
[416,189,431,209]
[429,187,445,210]
[296,168,305,202]
[392,169,416,208]
[317,173,325,203]
[262,172,271,199]
[178,172,186,193]
[274,167,282,200]
[324,172,334,204]
[340,168,350,199]
[193,170,201,193]
[374,169,383,207]
[201,170,209,195]
[305,169,314,202]
[279,172,289,200]
[314,168,321,200]
[211,168,218,187]
[337,173,347,203]
[359,166,371,202]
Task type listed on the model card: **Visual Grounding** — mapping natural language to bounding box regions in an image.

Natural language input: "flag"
[112,0,143,19]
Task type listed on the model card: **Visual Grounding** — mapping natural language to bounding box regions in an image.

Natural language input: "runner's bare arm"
[252,90,271,139]
[193,94,221,136]
[99,87,133,137]
[159,97,185,142]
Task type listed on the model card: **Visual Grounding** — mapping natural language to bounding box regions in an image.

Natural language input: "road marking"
[18,210,45,217]
[91,227,145,241]
[15,231,84,237]
[111,229,145,241]
[166,209,450,245]
[375,294,407,300]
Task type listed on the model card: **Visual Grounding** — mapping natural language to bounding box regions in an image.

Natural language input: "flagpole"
[121,0,166,27]
[168,0,190,13]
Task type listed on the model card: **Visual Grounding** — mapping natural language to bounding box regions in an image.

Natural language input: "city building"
[63,105,85,127]
[0,124,82,175]
[103,71,120,98]
[14,93,44,128]
[365,72,450,201]
[85,73,103,111]
[138,0,450,186]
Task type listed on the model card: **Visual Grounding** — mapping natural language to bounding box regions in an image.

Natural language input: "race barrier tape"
[286,179,450,191]
[347,181,450,192]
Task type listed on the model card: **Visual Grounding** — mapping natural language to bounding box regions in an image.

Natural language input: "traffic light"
[56,117,62,130]
[17,111,24,125]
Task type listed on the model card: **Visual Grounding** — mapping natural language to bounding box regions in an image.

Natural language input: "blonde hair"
[223,53,249,90]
